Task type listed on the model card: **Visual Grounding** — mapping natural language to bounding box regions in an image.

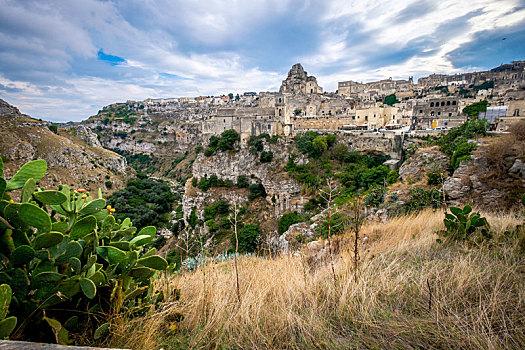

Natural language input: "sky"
[0,0,524,122]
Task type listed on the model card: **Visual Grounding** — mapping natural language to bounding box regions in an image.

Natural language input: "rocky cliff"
[188,138,306,218]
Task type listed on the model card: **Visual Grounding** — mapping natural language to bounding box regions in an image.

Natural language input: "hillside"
[0,99,129,193]
[110,208,525,349]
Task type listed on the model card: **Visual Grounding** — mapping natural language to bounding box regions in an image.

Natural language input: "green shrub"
[404,187,443,213]
[384,94,399,106]
[237,175,249,188]
[278,211,304,234]
[316,213,347,238]
[48,124,58,134]
[248,183,266,200]
[386,169,399,184]
[365,186,386,207]
[105,180,112,189]
[233,224,260,253]
[260,151,273,163]
[0,159,168,344]
[427,171,443,186]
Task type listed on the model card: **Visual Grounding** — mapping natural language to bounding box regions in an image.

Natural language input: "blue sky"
[0,0,524,122]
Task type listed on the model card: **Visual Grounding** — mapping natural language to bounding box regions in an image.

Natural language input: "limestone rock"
[399,146,448,182]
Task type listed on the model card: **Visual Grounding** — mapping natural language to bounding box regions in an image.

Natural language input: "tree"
[228,93,234,100]
[234,224,260,253]
[384,94,399,106]
[312,136,328,158]
[217,129,240,151]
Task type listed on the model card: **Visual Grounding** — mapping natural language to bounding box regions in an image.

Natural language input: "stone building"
[412,96,464,128]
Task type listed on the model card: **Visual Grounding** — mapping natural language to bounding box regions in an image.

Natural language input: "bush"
[237,175,249,188]
[278,211,304,234]
[0,159,168,343]
[233,224,260,253]
[248,183,266,200]
[404,187,443,213]
[316,213,347,238]
[427,170,443,186]
[260,151,273,163]
[48,124,58,134]
[365,186,386,207]
[105,180,113,189]
[386,169,399,184]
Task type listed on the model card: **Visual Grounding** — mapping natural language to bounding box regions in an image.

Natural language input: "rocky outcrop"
[399,146,448,182]
[65,125,102,147]
[443,141,524,208]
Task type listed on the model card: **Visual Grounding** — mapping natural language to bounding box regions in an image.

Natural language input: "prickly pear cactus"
[0,158,169,344]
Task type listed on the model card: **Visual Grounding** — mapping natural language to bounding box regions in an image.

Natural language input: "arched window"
[452,101,457,105]
[430,102,434,107]
[441,101,445,106]
[447,101,451,106]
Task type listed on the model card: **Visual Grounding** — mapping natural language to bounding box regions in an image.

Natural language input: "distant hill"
[0,99,129,193]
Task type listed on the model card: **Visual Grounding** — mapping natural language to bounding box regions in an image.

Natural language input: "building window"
[514,109,520,116]
[419,110,423,113]
[365,116,368,121]
[449,113,452,117]
[430,102,434,107]
[452,101,457,105]
[447,101,451,106]
[441,101,445,106]
[438,112,441,116]
[431,111,435,116]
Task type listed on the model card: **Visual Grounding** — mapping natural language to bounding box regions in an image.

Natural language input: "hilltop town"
[83,60,525,149]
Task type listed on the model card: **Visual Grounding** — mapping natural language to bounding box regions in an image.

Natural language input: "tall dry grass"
[111,209,525,349]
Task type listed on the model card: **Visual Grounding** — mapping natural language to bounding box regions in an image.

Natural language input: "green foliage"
[427,170,444,186]
[196,175,233,192]
[316,213,347,239]
[404,187,443,213]
[0,284,16,339]
[384,94,399,106]
[237,175,249,188]
[462,100,489,119]
[205,129,240,156]
[435,119,488,171]
[48,125,58,134]
[233,224,260,253]
[260,151,273,163]
[0,160,168,343]
[203,200,229,221]
[438,205,490,241]
[473,80,494,91]
[107,176,175,230]
[278,211,305,234]
[386,169,399,185]
[365,186,386,207]
[188,208,198,229]
[248,183,266,200]
[294,108,302,116]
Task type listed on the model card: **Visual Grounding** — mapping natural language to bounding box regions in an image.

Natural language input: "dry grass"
[111,209,525,349]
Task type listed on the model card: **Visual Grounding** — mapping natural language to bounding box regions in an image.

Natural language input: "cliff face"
[0,99,128,193]
[187,139,306,219]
